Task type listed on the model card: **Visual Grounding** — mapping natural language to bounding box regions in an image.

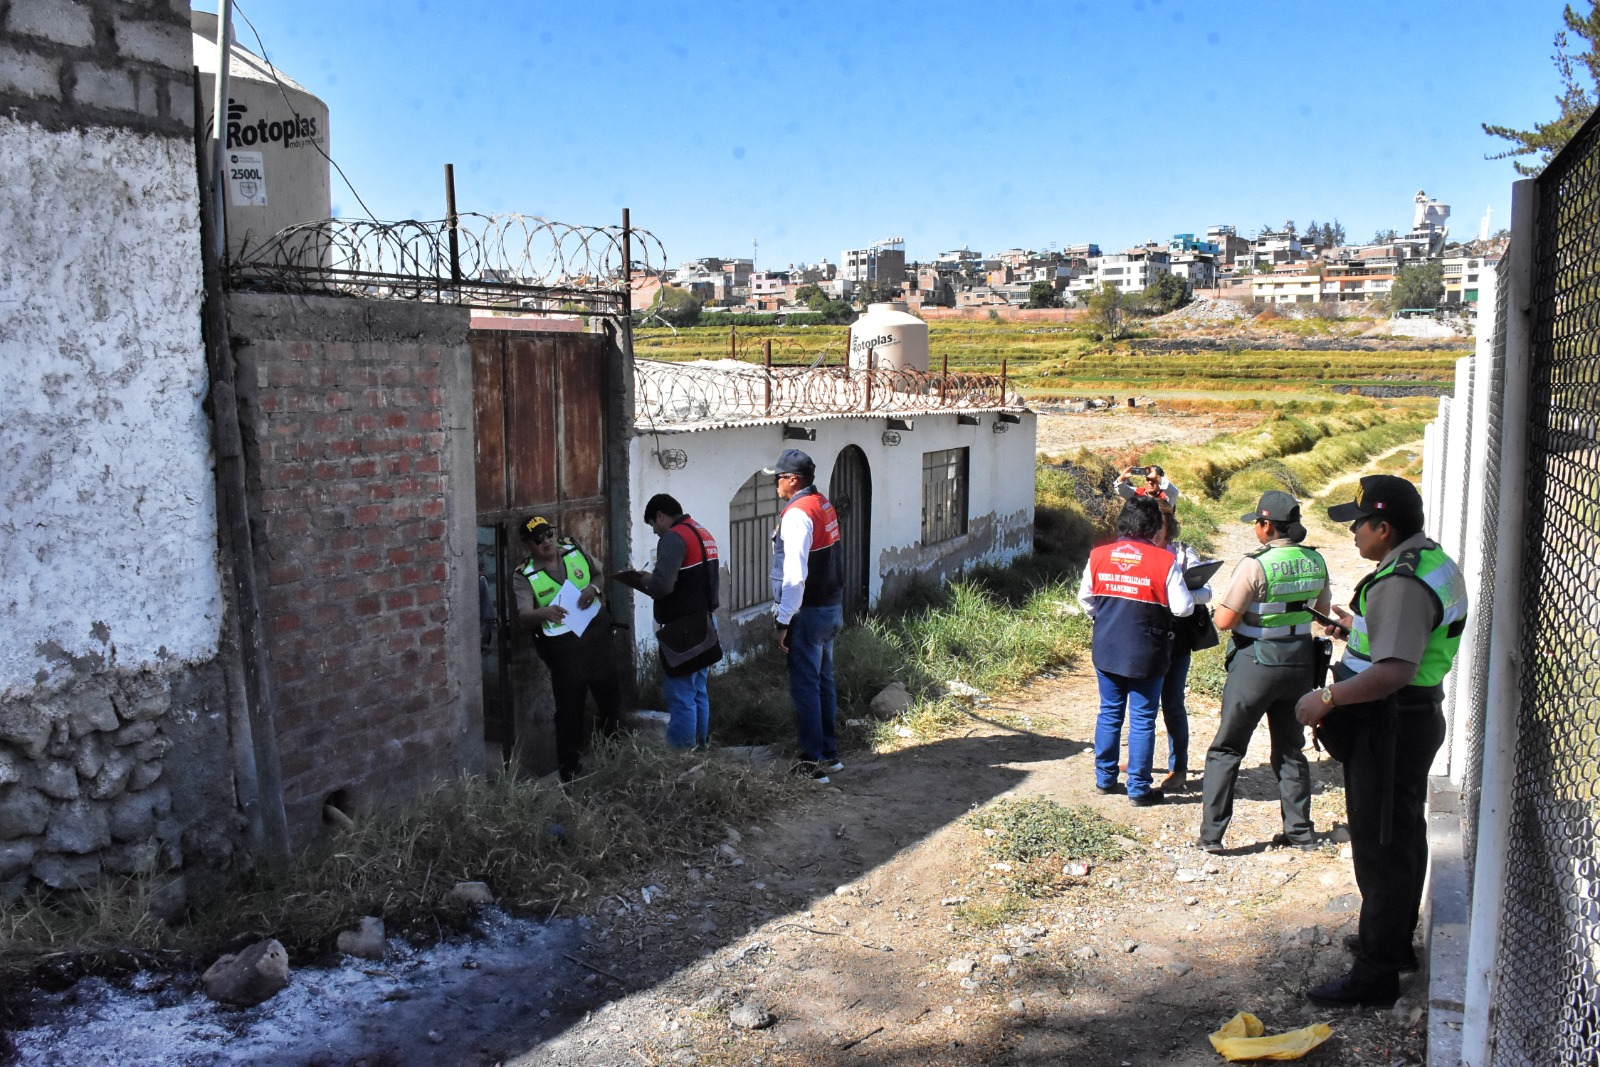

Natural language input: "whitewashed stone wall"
[0,0,242,901]
[0,121,222,695]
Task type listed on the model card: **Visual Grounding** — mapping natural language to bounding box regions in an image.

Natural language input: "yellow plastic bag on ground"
[1208,1011,1333,1061]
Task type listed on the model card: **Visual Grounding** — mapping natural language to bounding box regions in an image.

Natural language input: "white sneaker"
[824,760,844,773]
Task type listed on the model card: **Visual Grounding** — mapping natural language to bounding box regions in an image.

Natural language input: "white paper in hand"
[554,580,600,638]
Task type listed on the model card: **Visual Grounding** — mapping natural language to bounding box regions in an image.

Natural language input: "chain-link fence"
[1489,106,1600,1066]
[1443,112,1600,1067]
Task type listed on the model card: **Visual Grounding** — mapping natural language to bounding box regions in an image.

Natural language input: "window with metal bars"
[726,470,782,612]
[921,447,969,543]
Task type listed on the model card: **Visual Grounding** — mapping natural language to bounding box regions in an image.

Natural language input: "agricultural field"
[633,315,1469,401]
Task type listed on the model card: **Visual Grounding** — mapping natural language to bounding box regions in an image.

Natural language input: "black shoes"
[1094,782,1125,796]
[1271,833,1320,852]
[1305,970,1400,1008]
[1128,789,1165,807]
[1196,839,1225,854]
[1342,934,1420,972]
[792,761,831,784]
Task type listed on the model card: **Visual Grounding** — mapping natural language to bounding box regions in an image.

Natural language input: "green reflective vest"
[517,543,592,634]
[1343,542,1468,687]
[1235,543,1329,640]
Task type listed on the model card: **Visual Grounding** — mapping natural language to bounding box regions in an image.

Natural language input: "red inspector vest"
[655,515,720,624]
[777,487,843,607]
[1087,537,1177,678]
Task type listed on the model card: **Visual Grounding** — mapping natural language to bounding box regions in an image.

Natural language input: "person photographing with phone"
[1116,464,1179,507]
[1292,475,1467,1009]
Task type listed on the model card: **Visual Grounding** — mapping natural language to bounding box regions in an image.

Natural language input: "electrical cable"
[230,1,379,222]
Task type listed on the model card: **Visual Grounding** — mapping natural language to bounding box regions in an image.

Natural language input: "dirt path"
[504,509,1427,1067]
[6,440,1430,1067]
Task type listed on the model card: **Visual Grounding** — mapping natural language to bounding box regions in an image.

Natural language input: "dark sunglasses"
[528,528,556,544]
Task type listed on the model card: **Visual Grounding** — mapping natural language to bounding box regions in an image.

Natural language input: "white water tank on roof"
[847,302,929,373]
[193,8,332,262]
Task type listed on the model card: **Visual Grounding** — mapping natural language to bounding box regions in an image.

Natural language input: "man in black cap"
[1197,490,1331,853]
[764,448,844,783]
[1294,475,1467,1008]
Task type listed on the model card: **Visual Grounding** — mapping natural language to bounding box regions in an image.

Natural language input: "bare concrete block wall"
[0,0,243,902]
[227,294,482,844]
[0,0,195,136]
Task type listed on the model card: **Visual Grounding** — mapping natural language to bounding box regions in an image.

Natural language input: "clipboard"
[611,569,653,595]
[1183,559,1226,590]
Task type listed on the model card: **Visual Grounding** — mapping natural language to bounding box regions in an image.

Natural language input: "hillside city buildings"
[659,190,1502,316]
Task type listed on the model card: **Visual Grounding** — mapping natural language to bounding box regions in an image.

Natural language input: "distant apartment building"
[906,265,956,309]
[1096,246,1172,292]
[1062,242,1101,260]
[1168,251,1217,290]
[1249,263,1394,304]
[934,247,984,273]
[1239,228,1303,269]
[1169,233,1220,256]
[1206,225,1251,266]
[842,237,907,287]
[750,270,790,298]
[1442,252,1497,306]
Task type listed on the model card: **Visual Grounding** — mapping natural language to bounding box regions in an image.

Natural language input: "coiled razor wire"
[227,213,667,314]
[634,357,1023,425]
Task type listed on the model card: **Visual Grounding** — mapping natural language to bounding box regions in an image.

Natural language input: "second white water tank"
[847,302,929,373]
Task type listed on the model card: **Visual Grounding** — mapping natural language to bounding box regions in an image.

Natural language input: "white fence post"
[1461,177,1538,1067]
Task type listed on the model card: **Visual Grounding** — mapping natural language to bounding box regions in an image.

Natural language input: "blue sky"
[208,1,1562,268]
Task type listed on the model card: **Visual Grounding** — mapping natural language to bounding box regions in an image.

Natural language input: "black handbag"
[658,611,721,676]
[1187,604,1220,651]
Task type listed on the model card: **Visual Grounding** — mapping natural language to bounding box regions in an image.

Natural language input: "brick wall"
[0,0,194,136]
[228,294,481,843]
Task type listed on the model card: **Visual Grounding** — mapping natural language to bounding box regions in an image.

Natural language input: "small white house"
[625,358,1036,664]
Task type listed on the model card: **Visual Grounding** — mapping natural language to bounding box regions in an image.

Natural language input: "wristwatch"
[1317,686,1335,706]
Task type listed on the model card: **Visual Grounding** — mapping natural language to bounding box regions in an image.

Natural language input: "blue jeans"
[663,667,710,749]
[1161,646,1192,775]
[1094,668,1164,798]
[787,604,842,763]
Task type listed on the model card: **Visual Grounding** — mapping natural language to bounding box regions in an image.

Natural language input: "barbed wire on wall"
[227,213,667,314]
[634,357,1023,426]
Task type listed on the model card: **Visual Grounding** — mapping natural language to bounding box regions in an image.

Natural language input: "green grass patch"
[967,796,1131,864]
[954,894,1031,929]
[966,796,1135,897]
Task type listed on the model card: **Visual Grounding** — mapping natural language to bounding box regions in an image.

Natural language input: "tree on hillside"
[1372,228,1399,244]
[1484,2,1600,174]
[645,286,702,327]
[1142,272,1191,314]
[1320,220,1346,248]
[1301,219,1321,245]
[794,283,826,309]
[1024,280,1062,309]
[854,277,902,308]
[817,299,854,323]
[1087,282,1125,338]
[1387,262,1445,313]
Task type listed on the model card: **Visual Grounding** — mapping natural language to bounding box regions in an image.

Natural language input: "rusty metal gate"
[472,326,613,759]
[828,445,873,620]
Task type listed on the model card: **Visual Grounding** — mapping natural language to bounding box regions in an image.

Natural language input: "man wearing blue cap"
[765,449,844,783]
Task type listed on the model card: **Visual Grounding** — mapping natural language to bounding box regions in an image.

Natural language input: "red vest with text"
[1087,537,1177,678]
[780,487,843,607]
[656,516,720,623]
